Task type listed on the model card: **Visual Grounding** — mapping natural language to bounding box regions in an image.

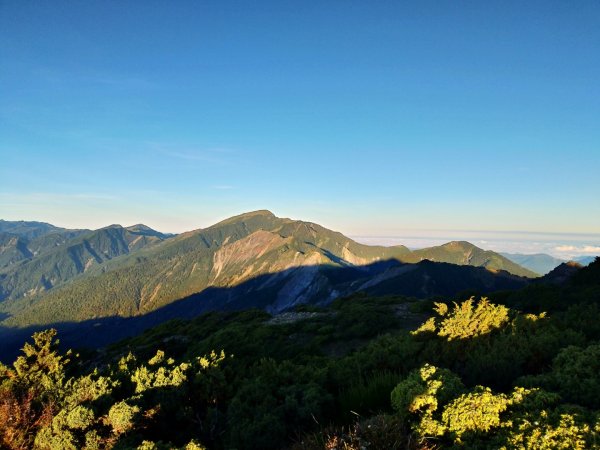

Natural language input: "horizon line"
[2,215,600,239]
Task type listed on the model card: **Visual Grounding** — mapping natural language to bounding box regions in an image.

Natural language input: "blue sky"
[1,1,599,256]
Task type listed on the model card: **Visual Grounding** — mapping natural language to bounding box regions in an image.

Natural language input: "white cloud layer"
[555,245,600,254]
[353,235,600,259]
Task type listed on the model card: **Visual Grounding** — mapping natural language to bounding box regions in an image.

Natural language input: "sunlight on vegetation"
[1,264,600,449]
[0,330,223,449]
[412,297,512,340]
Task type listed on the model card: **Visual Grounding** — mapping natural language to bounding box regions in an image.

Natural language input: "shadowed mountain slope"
[0,211,534,332]
[0,232,34,269]
[0,258,531,358]
[540,261,584,284]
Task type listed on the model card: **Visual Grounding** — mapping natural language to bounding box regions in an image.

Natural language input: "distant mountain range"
[0,223,169,300]
[0,211,578,354]
[0,219,72,240]
[409,241,535,277]
[501,252,597,275]
[573,255,597,265]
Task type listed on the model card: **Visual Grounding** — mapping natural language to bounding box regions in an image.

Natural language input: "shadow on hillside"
[0,258,531,362]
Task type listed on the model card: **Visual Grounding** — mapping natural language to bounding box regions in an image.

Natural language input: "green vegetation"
[0,329,221,449]
[406,241,539,278]
[1,258,599,449]
[0,224,168,302]
[1,212,534,337]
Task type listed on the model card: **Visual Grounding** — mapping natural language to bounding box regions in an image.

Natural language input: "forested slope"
[0,211,534,333]
[1,258,598,449]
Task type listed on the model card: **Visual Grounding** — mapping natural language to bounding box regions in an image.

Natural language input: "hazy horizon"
[1,211,598,260]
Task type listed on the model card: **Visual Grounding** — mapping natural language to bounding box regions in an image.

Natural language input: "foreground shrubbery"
[390,364,598,449]
[298,294,600,449]
[0,329,224,449]
[1,259,599,449]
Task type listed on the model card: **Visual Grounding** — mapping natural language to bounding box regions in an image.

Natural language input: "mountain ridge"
[0,223,170,301]
[406,241,537,277]
[0,211,536,334]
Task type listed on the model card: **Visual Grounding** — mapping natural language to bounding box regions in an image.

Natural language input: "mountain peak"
[237,209,276,218]
[410,240,537,278]
[564,260,584,268]
[442,240,478,250]
[541,261,582,284]
[125,224,169,238]
[126,224,154,232]
[213,210,277,227]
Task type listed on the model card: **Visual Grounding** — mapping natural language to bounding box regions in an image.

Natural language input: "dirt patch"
[266,311,329,325]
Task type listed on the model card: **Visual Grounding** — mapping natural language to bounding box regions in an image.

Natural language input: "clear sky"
[1,1,599,257]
